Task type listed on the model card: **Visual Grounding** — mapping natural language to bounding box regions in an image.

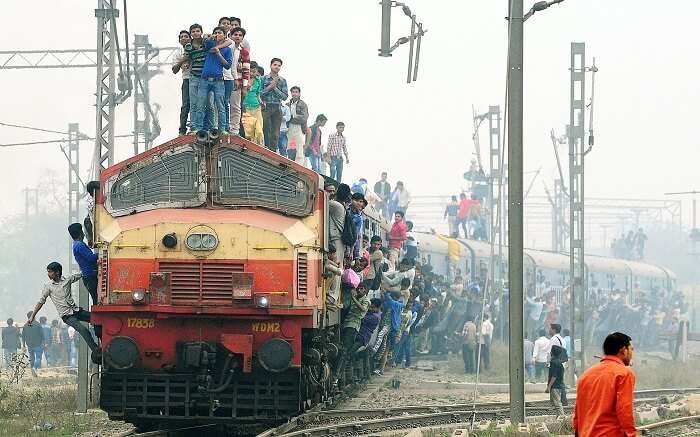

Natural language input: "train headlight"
[256,295,270,308]
[185,233,218,250]
[132,289,146,304]
[201,234,218,249]
[186,233,202,249]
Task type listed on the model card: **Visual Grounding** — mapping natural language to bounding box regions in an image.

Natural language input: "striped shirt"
[327,132,348,158]
[184,41,206,78]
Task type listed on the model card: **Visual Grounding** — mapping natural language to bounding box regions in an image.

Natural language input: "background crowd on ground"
[173,17,350,180]
[1,315,79,375]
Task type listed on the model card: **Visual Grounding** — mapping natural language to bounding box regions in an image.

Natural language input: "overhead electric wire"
[0,121,70,136]
[1,134,132,148]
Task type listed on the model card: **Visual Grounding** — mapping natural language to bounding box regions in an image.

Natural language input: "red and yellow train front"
[90,135,326,424]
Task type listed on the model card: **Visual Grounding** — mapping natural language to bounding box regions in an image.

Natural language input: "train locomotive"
[90,132,384,428]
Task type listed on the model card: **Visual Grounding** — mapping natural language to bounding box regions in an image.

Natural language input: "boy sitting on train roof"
[27,262,101,364]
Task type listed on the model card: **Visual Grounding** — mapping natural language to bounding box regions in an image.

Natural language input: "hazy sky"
[1,0,698,229]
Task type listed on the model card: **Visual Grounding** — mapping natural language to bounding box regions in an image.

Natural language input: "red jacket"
[573,355,636,437]
[389,220,408,250]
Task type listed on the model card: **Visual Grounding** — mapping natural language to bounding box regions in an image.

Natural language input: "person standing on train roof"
[27,262,102,364]
[457,192,476,239]
[444,195,459,237]
[388,211,408,264]
[374,172,392,220]
[68,223,98,306]
[190,27,232,134]
[327,122,349,182]
[286,86,308,163]
[261,58,289,152]
[389,181,411,216]
[573,332,636,437]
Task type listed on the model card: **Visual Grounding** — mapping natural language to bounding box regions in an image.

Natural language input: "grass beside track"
[0,373,117,437]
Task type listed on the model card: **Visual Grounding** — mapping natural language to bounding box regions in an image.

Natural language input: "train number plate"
[127,318,155,329]
[252,322,280,333]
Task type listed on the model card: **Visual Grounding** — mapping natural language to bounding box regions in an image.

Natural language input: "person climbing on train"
[333,281,370,387]
[68,223,98,306]
[28,262,101,364]
[388,211,408,265]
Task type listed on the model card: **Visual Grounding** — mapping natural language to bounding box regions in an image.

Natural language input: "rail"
[258,386,700,437]
[638,415,700,435]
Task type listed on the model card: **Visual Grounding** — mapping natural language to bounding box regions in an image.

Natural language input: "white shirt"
[38,273,82,318]
[280,104,291,133]
[406,231,419,248]
[479,320,494,344]
[549,333,565,349]
[533,336,550,363]
[222,38,237,81]
[548,333,565,361]
[176,47,191,80]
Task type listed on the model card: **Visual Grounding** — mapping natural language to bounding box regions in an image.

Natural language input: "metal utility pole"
[379,0,392,57]
[407,15,416,83]
[568,42,586,379]
[506,0,525,424]
[487,105,506,337]
[132,34,160,154]
[553,179,567,251]
[94,0,119,175]
[376,1,427,82]
[67,123,81,274]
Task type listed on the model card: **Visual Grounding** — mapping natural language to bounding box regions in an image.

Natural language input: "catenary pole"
[507,0,525,424]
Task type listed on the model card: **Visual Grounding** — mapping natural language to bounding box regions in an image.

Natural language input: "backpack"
[341,209,357,246]
[552,338,568,363]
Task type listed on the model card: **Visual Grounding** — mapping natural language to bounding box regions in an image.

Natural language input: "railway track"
[638,415,700,436]
[258,387,700,437]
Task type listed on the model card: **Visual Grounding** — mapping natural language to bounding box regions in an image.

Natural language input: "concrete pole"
[506,0,525,424]
[77,280,89,412]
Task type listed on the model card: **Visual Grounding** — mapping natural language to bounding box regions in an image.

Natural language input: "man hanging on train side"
[28,262,101,364]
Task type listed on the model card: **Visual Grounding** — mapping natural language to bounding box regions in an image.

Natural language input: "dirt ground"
[0,367,132,437]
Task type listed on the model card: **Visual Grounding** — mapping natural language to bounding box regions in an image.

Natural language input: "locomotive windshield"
[105,145,206,216]
[104,143,315,217]
[214,147,314,216]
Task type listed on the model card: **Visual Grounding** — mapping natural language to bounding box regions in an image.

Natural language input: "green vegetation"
[0,377,113,437]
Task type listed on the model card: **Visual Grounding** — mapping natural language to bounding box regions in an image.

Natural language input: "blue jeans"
[393,333,412,367]
[188,76,200,129]
[223,80,233,131]
[193,78,226,131]
[29,346,43,369]
[278,131,288,157]
[330,156,344,181]
[309,154,320,172]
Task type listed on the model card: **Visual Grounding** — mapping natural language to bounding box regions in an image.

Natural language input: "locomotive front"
[90,134,329,427]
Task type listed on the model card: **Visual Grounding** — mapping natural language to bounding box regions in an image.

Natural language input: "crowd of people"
[610,228,648,260]
[324,180,502,386]
[172,17,351,179]
[1,315,80,375]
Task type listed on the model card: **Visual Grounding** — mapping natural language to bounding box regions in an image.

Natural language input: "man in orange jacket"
[573,332,636,437]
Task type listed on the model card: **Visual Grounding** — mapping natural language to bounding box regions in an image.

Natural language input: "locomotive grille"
[296,252,308,297]
[100,249,109,297]
[159,261,244,305]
